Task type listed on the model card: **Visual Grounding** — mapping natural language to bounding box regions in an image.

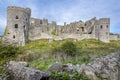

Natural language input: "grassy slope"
[0,39,120,80]
[0,39,120,70]
[17,39,120,70]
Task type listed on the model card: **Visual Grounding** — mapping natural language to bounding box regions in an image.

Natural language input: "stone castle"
[2,6,118,46]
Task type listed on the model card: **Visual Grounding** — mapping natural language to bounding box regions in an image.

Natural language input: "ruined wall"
[28,18,58,40]
[109,34,118,40]
[94,18,110,42]
[3,6,31,46]
[62,21,85,34]
[3,6,119,46]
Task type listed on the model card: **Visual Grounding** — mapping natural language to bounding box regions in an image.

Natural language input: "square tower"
[2,6,31,46]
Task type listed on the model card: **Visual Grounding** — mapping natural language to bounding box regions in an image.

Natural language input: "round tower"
[98,18,110,42]
[4,6,31,46]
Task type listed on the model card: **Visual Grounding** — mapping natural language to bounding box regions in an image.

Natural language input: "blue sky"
[0,0,120,35]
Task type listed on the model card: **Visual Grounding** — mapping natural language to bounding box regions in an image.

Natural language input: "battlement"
[99,18,110,24]
[7,6,31,14]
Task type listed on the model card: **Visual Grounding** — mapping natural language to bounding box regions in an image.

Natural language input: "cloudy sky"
[0,0,120,35]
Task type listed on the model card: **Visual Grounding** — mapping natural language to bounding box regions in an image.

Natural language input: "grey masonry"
[2,6,118,46]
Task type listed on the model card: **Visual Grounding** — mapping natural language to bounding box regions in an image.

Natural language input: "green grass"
[15,39,120,71]
[4,27,8,35]
[0,39,120,80]
[51,29,57,35]
[0,39,120,70]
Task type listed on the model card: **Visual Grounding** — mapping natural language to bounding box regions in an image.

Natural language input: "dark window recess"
[8,33,10,34]
[26,18,27,21]
[100,25,103,29]
[106,25,108,28]
[16,16,19,19]
[85,24,86,26]
[23,25,25,28]
[15,24,18,28]
[40,20,42,24]
[81,27,84,32]
[13,35,15,39]
[88,32,92,34]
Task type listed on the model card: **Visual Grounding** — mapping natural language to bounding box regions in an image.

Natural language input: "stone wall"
[109,34,118,40]
[97,18,110,42]
[3,6,31,46]
[3,6,119,46]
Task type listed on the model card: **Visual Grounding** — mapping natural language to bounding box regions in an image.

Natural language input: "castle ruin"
[2,6,119,46]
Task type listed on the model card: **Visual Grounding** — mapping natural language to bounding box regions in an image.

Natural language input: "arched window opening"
[106,25,108,28]
[15,24,18,28]
[40,20,42,24]
[100,25,103,29]
[81,27,84,32]
[13,35,15,39]
[16,16,19,19]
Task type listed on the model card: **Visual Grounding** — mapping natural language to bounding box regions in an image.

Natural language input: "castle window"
[13,35,15,39]
[16,16,19,19]
[15,24,18,28]
[40,20,42,24]
[26,18,27,21]
[106,25,108,28]
[100,25,103,29]
[85,24,86,26]
[23,25,25,28]
[23,25,26,29]
[81,27,84,32]
[88,32,92,34]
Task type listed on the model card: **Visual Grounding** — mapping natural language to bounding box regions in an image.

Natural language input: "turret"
[3,6,31,46]
[98,18,110,42]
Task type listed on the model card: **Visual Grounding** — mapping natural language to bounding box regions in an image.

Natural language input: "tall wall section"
[97,18,110,42]
[3,6,31,46]
[29,18,59,40]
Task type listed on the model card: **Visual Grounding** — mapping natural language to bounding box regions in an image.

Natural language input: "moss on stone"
[51,29,57,35]
[4,27,8,35]
[47,27,49,31]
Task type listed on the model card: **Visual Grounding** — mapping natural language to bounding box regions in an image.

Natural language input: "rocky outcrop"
[7,53,120,80]
[62,53,120,80]
[48,62,62,72]
[0,77,2,80]
[9,61,29,67]
[8,61,50,80]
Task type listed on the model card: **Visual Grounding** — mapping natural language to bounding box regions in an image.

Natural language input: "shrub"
[0,66,9,80]
[4,28,8,35]
[51,71,89,80]
[51,29,57,35]
[60,41,77,56]
[0,45,19,59]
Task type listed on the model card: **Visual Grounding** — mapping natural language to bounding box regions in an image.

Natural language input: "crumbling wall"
[109,34,118,40]
[3,6,119,46]
[3,6,31,46]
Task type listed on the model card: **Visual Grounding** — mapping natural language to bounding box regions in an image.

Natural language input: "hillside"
[0,39,120,80]
[0,39,120,67]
